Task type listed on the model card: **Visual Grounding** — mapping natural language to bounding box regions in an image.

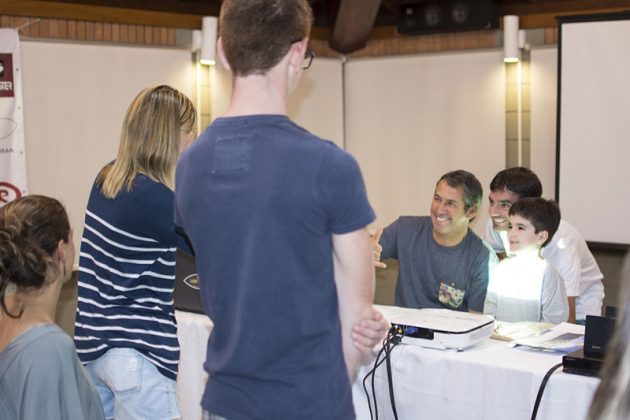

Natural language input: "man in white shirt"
[486,167,604,323]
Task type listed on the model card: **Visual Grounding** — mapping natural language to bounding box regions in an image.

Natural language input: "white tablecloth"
[176,310,213,420]
[175,309,600,420]
[352,337,600,420]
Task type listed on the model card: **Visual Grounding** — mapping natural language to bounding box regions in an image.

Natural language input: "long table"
[352,333,600,420]
[176,309,600,420]
[176,310,213,420]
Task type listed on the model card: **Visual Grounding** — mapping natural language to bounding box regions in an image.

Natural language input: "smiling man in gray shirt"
[375,170,498,312]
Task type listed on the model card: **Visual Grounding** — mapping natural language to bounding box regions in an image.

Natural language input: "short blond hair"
[98,85,196,197]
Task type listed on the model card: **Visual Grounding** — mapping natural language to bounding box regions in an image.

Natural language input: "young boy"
[484,198,569,324]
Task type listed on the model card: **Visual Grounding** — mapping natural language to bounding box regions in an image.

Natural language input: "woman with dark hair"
[0,195,105,420]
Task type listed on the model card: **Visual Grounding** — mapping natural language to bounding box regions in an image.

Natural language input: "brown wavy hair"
[0,195,70,318]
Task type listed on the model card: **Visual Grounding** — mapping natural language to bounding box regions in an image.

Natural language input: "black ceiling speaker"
[396,0,499,36]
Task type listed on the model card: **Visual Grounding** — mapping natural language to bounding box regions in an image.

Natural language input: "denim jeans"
[86,348,180,420]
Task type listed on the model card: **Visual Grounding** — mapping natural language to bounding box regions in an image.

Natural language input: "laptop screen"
[174,250,204,314]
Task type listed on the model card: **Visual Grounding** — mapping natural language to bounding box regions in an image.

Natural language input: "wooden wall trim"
[0,15,177,46]
[0,0,201,29]
[0,14,560,54]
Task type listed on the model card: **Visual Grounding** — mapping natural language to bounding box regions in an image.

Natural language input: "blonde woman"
[588,253,630,420]
[0,195,105,420]
[74,85,196,420]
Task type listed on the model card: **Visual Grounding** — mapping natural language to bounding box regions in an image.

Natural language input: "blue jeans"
[86,348,180,420]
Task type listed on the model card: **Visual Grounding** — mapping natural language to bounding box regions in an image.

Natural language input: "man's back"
[541,219,604,319]
[175,115,374,419]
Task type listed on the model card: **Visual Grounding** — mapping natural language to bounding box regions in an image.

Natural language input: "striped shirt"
[74,174,180,380]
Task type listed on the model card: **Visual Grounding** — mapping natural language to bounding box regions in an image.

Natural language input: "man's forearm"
[333,228,375,381]
[567,296,577,323]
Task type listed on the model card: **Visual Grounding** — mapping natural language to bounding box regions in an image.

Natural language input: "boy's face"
[507,214,547,255]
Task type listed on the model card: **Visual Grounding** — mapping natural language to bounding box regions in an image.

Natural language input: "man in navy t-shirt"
[174,1,382,419]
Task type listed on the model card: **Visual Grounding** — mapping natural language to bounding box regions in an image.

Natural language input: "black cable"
[363,343,387,420]
[364,332,393,420]
[362,328,402,420]
[371,351,379,420]
[385,336,399,420]
[531,363,563,420]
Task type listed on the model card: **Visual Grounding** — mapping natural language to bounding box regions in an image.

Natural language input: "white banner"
[0,29,26,207]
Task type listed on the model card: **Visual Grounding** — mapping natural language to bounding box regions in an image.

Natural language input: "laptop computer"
[173,250,204,314]
[562,314,616,377]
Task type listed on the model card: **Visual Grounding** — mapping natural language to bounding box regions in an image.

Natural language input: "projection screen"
[557,13,630,246]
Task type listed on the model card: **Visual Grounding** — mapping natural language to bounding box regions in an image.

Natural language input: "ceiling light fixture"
[200,16,217,66]
[503,15,519,63]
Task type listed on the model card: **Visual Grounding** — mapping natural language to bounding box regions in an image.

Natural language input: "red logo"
[0,181,21,205]
[0,53,14,98]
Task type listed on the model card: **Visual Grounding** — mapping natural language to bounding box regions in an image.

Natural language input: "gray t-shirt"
[380,216,497,311]
[0,324,105,420]
[484,255,569,324]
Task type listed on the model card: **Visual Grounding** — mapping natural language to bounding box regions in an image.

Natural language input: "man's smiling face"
[488,188,520,231]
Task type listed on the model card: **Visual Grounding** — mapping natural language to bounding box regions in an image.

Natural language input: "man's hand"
[371,228,387,268]
[352,307,390,353]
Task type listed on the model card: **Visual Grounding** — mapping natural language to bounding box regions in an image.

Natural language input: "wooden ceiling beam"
[330,0,382,53]
[2,0,630,43]
[33,0,220,15]
[0,0,204,29]
[503,0,630,28]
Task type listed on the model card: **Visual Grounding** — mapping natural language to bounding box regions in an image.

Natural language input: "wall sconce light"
[192,29,202,55]
[200,16,218,66]
[503,15,519,63]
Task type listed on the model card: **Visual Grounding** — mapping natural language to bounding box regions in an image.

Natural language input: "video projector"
[377,305,495,351]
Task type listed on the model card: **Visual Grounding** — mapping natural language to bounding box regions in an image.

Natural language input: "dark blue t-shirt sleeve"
[379,218,400,260]
[317,147,375,234]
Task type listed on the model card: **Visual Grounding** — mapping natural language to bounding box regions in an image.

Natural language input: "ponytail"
[0,195,70,318]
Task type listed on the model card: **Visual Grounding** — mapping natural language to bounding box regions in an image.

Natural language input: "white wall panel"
[344,50,506,236]
[530,46,558,200]
[21,41,193,259]
[210,57,344,148]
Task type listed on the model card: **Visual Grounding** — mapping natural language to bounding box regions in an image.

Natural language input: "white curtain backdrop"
[0,28,27,207]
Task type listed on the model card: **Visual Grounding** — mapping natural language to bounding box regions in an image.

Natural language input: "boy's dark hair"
[219,0,313,77]
[490,167,543,199]
[509,198,561,247]
[438,170,483,213]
